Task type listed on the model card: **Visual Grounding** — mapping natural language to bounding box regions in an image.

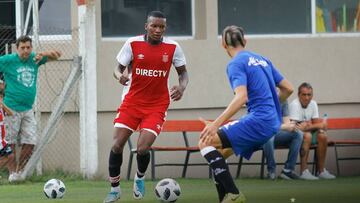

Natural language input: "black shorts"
[218,128,232,149]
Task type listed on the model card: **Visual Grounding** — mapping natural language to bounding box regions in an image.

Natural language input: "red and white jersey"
[116,35,186,110]
[0,108,6,150]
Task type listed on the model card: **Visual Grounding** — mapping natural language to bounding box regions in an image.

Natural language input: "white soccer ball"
[43,179,66,199]
[154,178,181,202]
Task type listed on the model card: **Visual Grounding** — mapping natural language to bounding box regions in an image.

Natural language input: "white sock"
[136,170,145,178]
[200,146,216,156]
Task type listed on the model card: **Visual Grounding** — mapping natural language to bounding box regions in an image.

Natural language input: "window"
[24,0,71,35]
[218,0,312,35]
[0,0,16,54]
[0,0,15,26]
[101,0,192,37]
[38,0,71,35]
[316,0,360,33]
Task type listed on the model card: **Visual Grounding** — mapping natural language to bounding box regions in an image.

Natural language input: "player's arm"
[0,101,13,116]
[115,38,132,86]
[35,50,61,63]
[200,86,247,139]
[113,63,129,86]
[277,79,293,103]
[170,65,188,101]
[213,86,247,126]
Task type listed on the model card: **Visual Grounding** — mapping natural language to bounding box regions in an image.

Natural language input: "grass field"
[0,176,359,203]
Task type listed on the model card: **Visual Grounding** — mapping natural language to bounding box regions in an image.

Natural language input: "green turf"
[0,177,359,203]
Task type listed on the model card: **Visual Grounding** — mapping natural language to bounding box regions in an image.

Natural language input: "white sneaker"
[8,172,20,182]
[299,169,319,180]
[318,169,336,179]
[8,171,25,182]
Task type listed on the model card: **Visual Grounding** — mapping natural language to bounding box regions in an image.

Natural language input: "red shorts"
[113,105,166,136]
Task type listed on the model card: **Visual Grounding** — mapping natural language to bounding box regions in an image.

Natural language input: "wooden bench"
[327,118,360,176]
[126,118,360,180]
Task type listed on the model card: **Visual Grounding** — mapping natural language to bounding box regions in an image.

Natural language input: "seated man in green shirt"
[0,35,61,182]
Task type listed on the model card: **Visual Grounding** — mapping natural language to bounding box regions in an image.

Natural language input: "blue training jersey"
[226,50,283,124]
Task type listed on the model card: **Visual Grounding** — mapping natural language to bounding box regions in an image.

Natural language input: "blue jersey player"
[198,25,293,203]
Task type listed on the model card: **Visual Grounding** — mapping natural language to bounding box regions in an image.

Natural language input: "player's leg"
[104,109,138,203]
[133,130,156,199]
[215,134,235,202]
[199,129,243,203]
[132,111,165,199]
[135,130,156,178]
[199,127,233,202]
[201,117,267,202]
[111,128,133,183]
[104,127,133,203]
[219,148,234,159]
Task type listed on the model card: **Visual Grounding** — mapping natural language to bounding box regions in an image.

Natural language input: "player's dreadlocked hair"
[222,25,245,48]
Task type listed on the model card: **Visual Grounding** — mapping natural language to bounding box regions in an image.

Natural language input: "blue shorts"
[220,114,279,160]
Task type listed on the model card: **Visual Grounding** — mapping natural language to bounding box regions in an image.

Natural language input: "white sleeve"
[312,101,320,119]
[121,74,132,101]
[116,39,133,66]
[289,100,302,121]
[172,44,186,68]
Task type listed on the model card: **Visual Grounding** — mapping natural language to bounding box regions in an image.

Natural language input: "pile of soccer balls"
[43,178,66,199]
[154,178,181,202]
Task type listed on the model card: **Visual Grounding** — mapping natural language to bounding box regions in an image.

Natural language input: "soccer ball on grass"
[43,178,66,199]
[154,178,181,202]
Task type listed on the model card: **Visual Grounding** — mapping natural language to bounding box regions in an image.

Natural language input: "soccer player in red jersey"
[104,11,188,203]
[0,91,14,168]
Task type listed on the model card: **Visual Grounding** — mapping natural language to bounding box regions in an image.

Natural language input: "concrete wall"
[55,0,360,178]
[96,0,360,111]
